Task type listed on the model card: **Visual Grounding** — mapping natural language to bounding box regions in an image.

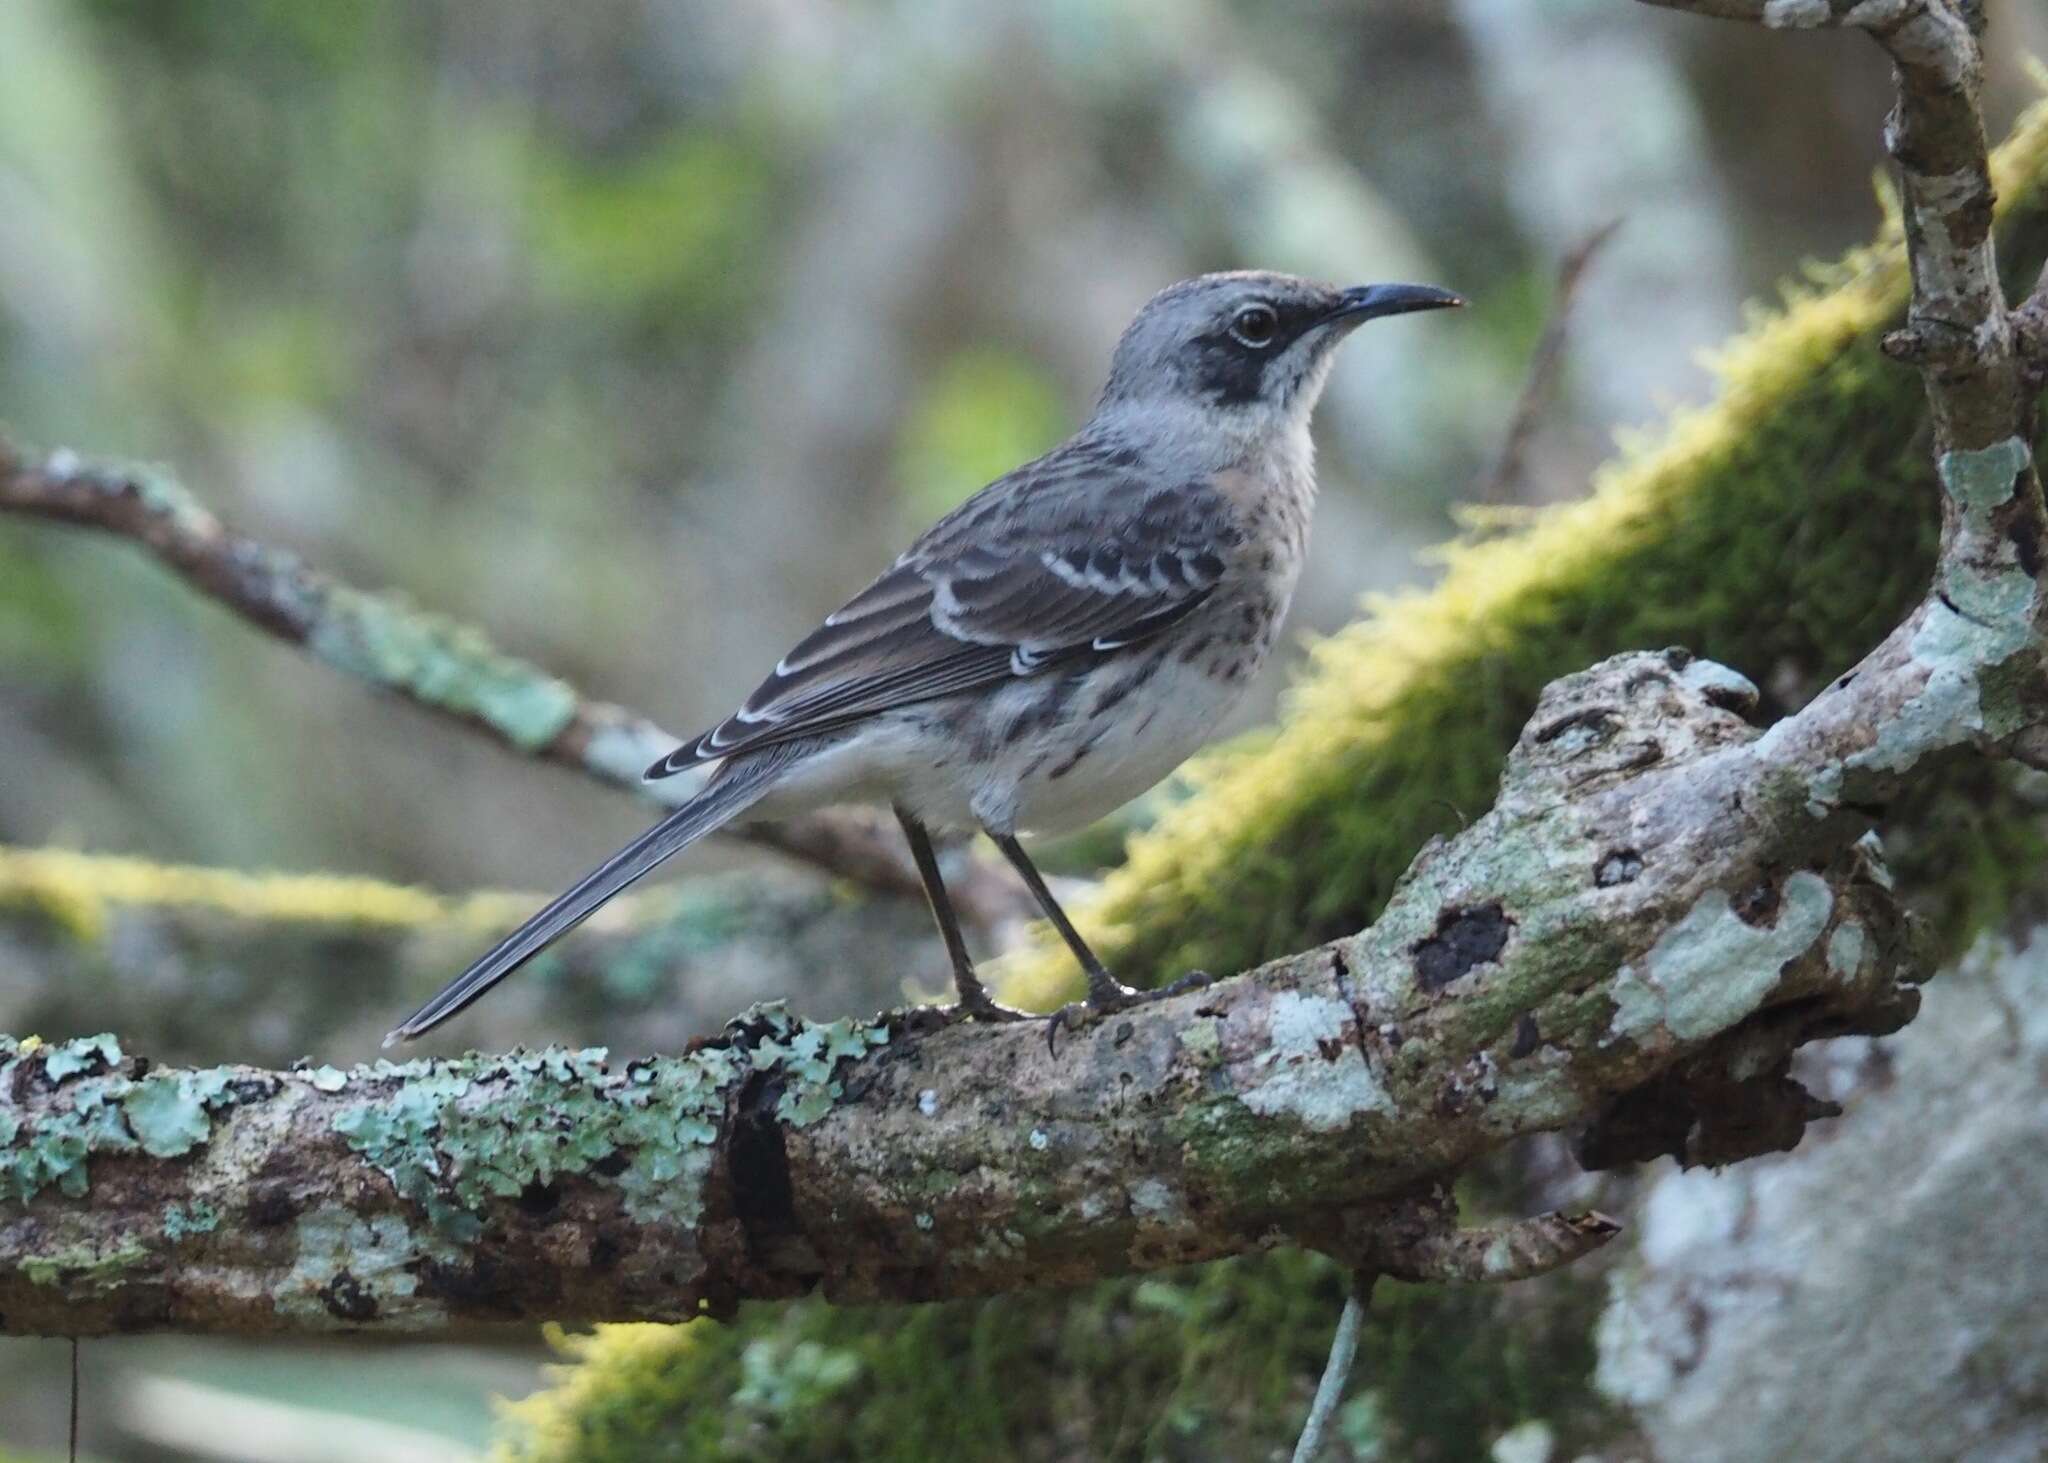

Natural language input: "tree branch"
[0,639,1942,1334]
[0,440,1027,925]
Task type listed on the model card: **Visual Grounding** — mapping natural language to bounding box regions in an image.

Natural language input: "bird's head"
[1095,270,1461,434]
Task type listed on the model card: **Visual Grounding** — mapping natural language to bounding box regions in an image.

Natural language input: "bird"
[387,271,1461,1045]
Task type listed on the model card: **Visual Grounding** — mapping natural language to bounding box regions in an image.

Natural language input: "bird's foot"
[913,979,1032,1024]
[1045,968,1216,1055]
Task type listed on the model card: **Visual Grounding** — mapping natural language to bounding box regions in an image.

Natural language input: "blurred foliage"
[894,348,1067,522]
[497,1251,1615,1463]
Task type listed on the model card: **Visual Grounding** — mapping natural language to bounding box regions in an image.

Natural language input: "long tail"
[384,749,797,1045]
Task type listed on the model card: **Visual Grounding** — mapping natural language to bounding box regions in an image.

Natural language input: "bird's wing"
[648,453,1232,776]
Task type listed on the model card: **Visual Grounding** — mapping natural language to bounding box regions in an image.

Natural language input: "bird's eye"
[1228,304,1280,350]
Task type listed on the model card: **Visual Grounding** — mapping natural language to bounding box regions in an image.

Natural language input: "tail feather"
[385,750,794,1045]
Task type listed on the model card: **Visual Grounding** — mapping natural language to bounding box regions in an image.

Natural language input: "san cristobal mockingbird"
[388,271,1462,1045]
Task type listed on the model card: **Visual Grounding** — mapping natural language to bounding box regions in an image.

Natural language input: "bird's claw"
[1044,969,1218,1055]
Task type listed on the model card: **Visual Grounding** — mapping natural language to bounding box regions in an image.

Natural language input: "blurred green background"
[2,0,2044,1457]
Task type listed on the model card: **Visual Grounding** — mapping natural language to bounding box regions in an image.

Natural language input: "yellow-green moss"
[0,844,528,944]
[998,96,2048,1009]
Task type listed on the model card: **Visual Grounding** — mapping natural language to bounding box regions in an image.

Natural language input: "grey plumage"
[388,271,1459,1044]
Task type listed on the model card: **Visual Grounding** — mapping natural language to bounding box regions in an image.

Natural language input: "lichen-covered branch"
[0,846,934,1064]
[0,644,1943,1334]
[0,440,1026,925]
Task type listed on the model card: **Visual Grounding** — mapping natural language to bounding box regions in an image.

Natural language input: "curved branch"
[0,641,1947,1335]
[0,440,1028,925]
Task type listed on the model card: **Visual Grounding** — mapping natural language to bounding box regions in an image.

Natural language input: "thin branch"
[1476,217,1623,504]
[1291,1271,1374,1463]
[0,440,1028,925]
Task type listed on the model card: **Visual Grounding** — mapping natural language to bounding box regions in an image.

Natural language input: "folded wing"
[648,465,1231,778]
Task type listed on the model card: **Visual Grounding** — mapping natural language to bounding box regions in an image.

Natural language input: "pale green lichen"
[1939,436,2030,519]
[1678,659,1760,708]
[307,588,580,752]
[579,720,688,799]
[162,1200,220,1239]
[1179,1016,1223,1065]
[278,1205,440,1328]
[18,1239,148,1290]
[1607,872,1834,1044]
[328,1007,884,1242]
[746,1008,891,1127]
[119,456,216,537]
[1827,920,1867,980]
[1128,1178,1181,1222]
[2,1039,276,1202]
[1238,991,1392,1132]
[42,1033,121,1082]
[121,1068,237,1158]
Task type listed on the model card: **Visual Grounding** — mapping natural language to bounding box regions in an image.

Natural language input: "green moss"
[17,1238,150,1290]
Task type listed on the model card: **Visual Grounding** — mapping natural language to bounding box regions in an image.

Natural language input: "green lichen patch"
[1,1047,276,1202]
[162,1199,220,1239]
[121,1067,239,1158]
[307,587,580,752]
[328,1014,884,1243]
[279,1205,437,1328]
[734,1003,891,1127]
[42,1033,121,1082]
[1237,991,1392,1133]
[1606,873,1834,1045]
[1939,436,2031,519]
[18,1238,150,1291]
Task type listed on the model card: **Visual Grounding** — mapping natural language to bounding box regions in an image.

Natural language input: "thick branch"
[0,440,1027,925]
[2,647,1940,1334]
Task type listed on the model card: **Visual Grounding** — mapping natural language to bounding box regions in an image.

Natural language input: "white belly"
[994,657,1240,835]
[740,652,1245,839]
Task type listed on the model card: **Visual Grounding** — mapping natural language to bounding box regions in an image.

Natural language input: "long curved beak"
[1328,282,1465,324]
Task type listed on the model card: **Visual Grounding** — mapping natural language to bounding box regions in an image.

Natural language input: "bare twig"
[1477,217,1624,504]
[1291,1271,1375,1463]
[0,440,1028,925]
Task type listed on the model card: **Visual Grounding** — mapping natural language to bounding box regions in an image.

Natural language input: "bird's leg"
[988,832,1141,1008]
[894,807,1027,1023]
[988,832,1218,1052]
